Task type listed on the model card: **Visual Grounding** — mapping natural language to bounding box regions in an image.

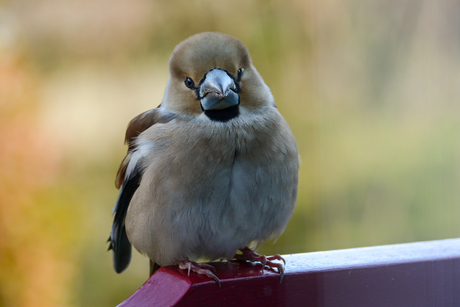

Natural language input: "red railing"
[118,238,460,306]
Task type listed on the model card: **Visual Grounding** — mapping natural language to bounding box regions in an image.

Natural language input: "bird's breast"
[126,108,298,265]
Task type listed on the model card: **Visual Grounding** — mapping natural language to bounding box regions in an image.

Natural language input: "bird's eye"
[237,68,244,81]
[184,77,195,89]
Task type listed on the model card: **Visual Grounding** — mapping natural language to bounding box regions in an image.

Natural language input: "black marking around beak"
[204,105,240,122]
[197,68,241,122]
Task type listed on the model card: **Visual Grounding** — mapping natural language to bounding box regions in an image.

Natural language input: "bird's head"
[163,32,274,122]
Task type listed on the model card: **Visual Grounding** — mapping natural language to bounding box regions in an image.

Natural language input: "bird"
[108,32,299,286]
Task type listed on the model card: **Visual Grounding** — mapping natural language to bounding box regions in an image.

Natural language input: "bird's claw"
[178,261,221,287]
[234,247,286,283]
[267,254,286,266]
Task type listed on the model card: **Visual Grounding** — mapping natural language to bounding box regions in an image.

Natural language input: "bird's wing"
[108,107,176,273]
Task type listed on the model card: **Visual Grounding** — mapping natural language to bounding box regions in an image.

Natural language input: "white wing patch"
[125,137,154,181]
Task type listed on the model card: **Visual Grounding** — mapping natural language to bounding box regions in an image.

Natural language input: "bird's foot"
[178,260,221,287]
[234,247,286,283]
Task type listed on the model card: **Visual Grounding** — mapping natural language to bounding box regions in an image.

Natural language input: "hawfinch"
[108,32,299,285]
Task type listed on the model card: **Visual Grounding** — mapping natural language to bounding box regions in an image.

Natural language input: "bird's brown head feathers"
[170,32,251,82]
[164,32,273,120]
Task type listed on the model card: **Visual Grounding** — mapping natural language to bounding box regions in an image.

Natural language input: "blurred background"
[1,0,459,305]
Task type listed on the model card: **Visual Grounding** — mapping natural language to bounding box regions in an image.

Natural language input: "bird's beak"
[199,69,239,111]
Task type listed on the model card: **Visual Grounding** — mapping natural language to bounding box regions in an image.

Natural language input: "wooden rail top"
[118,238,460,306]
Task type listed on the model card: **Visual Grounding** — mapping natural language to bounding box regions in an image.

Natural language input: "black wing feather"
[108,171,142,273]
